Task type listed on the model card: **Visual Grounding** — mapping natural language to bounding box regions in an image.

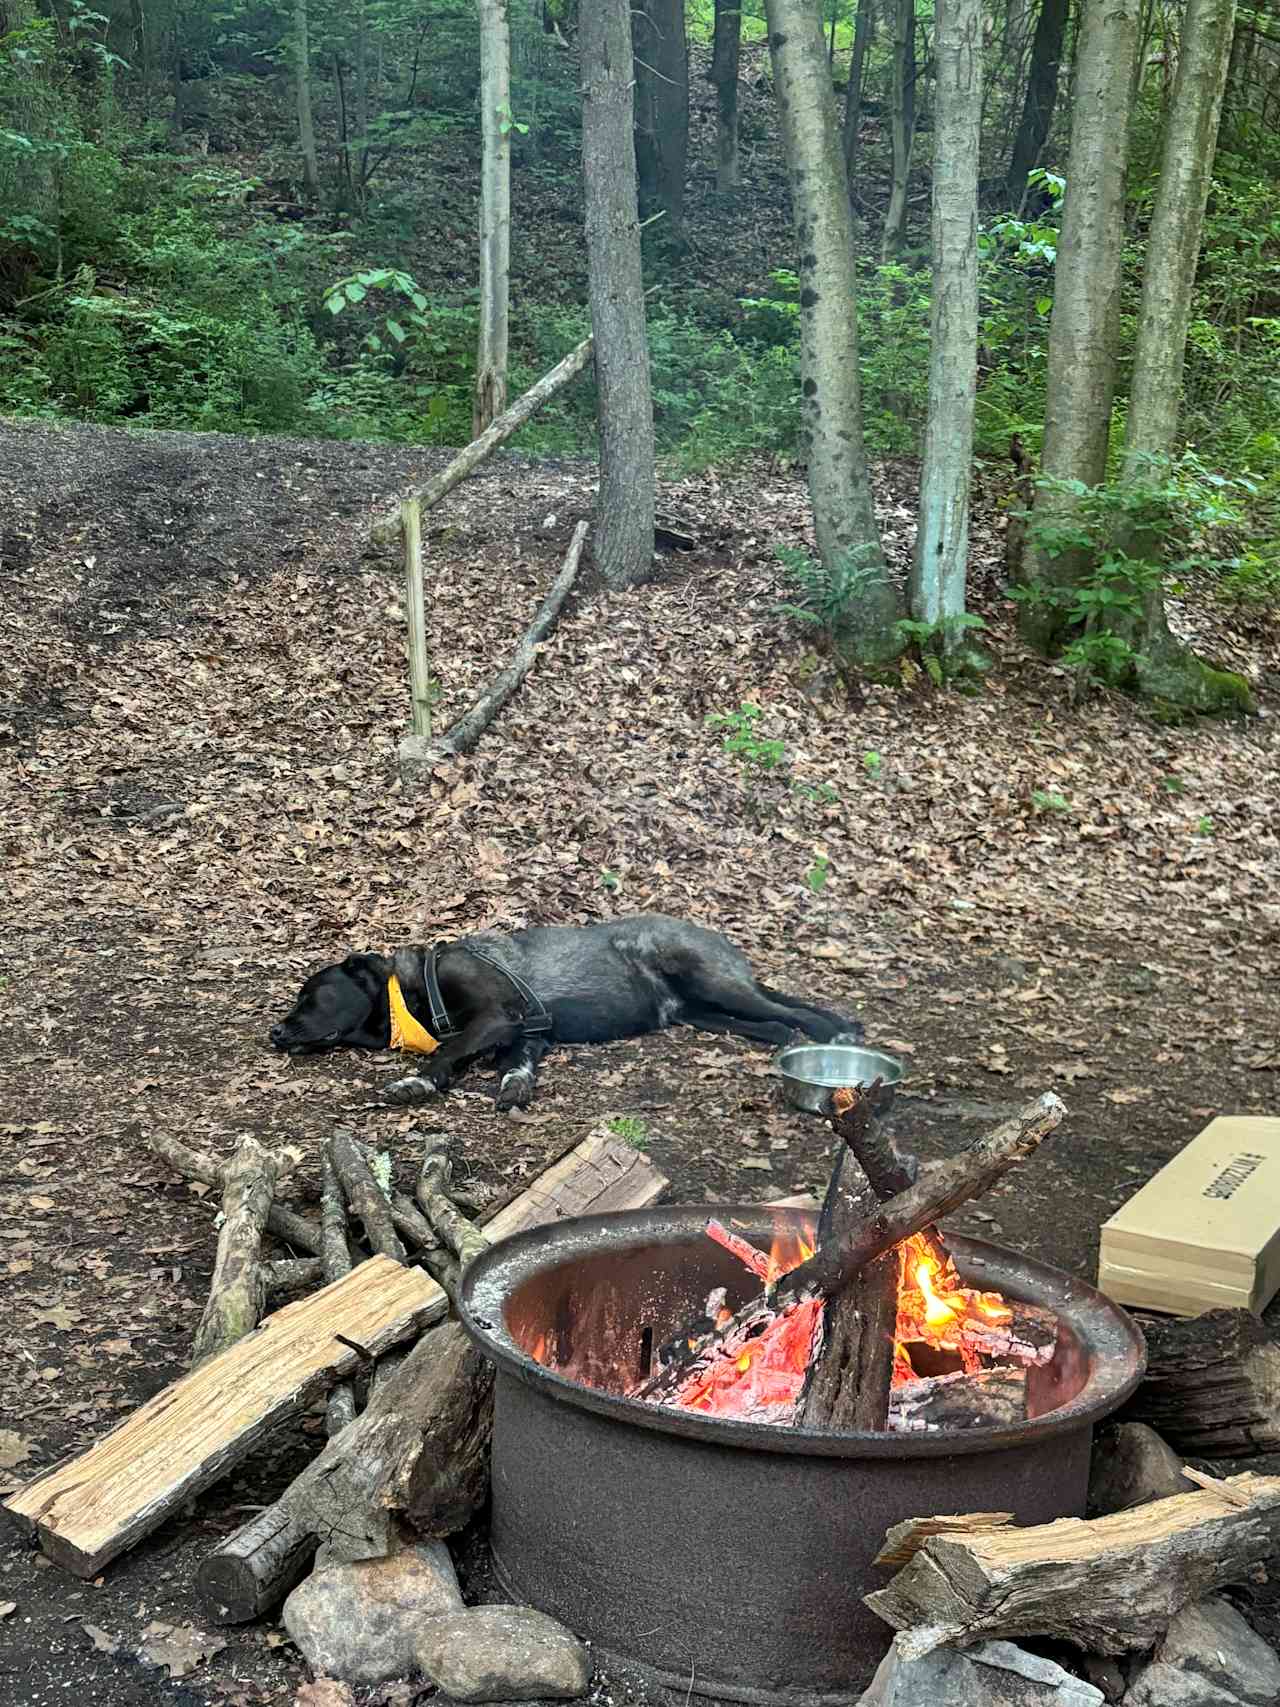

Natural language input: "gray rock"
[1123,1596,1280,1707]
[1088,1422,1193,1516]
[283,1539,461,1685]
[415,1604,591,1702]
[398,734,444,785]
[858,1635,1104,1705]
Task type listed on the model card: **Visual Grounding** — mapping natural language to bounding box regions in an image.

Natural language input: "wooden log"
[197,1131,668,1622]
[369,334,594,547]
[803,1087,898,1430]
[1119,1307,1280,1457]
[389,1192,461,1298]
[191,1137,304,1367]
[412,519,589,764]
[415,1134,489,1267]
[264,1258,322,1295]
[887,1367,1028,1433]
[2,1257,445,1579]
[149,1130,322,1256]
[640,1093,1066,1405]
[863,1472,1280,1659]
[320,1153,356,1436]
[328,1129,405,1262]
[873,1511,1015,1569]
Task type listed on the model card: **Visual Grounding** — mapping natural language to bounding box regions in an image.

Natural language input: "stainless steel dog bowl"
[775,1044,904,1115]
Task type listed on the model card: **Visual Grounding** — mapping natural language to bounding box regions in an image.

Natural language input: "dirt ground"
[1,417,1279,1705]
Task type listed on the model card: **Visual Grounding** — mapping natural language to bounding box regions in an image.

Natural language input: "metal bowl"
[774,1043,904,1116]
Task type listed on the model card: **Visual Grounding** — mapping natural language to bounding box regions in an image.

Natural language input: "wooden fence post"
[402,497,432,738]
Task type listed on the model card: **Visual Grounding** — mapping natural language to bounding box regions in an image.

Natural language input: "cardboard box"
[1098,1116,1280,1317]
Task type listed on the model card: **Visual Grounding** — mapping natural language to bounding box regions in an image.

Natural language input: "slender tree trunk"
[353,0,370,210]
[475,0,512,435]
[911,0,982,632]
[710,0,741,191]
[765,0,902,664]
[128,0,151,91]
[294,0,319,200]
[631,0,687,239]
[1022,0,1141,640]
[882,0,917,257]
[1004,0,1070,205]
[581,0,656,590]
[1122,0,1250,711]
[842,0,876,182]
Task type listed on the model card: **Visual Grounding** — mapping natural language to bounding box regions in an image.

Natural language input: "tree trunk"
[1004,0,1070,206]
[765,0,903,665]
[474,0,512,435]
[632,0,688,239]
[294,0,319,199]
[710,0,741,191]
[881,0,917,258]
[1121,0,1250,713]
[1022,0,1141,643]
[842,0,876,183]
[352,0,370,209]
[580,0,656,590]
[910,0,983,632]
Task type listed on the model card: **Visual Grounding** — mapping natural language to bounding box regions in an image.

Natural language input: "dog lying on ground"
[270,911,862,1109]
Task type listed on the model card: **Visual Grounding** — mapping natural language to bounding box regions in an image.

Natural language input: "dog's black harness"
[417,942,552,1040]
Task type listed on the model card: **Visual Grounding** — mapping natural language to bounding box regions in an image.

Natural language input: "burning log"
[637,1093,1066,1409]
[887,1367,1028,1432]
[1119,1307,1280,1458]
[191,1137,304,1367]
[803,1086,902,1431]
[865,1472,1280,1659]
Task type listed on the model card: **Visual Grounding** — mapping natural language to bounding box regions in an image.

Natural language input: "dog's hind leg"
[683,1008,797,1046]
[756,984,865,1043]
[492,1035,551,1111]
[675,966,862,1044]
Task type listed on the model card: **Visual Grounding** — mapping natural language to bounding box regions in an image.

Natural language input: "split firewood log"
[864,1472,1280,1659]
[1119,1307,1280,1457]
[149,1129,321,1254]
[802,1085,902,1430]
[640,1092,1066,1405]
[191,1137,304,1367]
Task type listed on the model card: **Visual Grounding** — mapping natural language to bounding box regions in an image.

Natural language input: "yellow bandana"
[387,973,439,1054]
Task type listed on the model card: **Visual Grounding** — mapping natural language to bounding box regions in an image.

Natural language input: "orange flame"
[766,1218,816,1285]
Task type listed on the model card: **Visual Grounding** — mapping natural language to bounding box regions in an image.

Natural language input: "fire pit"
[460,1206,1145,1705]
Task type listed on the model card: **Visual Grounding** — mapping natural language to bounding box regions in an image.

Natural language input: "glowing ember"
[672,1296,825,1419]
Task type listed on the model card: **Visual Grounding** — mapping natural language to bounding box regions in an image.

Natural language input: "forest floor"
[1,416,1280,1706]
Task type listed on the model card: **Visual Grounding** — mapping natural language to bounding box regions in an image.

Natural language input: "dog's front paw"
[831,1026,867,1046]
[494,1066,536,1112]
[382,1074,439,1107]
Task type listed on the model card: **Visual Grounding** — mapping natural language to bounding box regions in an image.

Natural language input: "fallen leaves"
[0,1430,35,1470]
[295,1682,356,1707]
[139,1620,227,1679]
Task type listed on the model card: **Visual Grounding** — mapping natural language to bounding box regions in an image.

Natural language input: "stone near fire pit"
[1088,1422,1194,1516]
[282,1538,461,1685]
[1121,1596,1280,1707]
[414,1605,592,1702]
[859,1635,1105,1706]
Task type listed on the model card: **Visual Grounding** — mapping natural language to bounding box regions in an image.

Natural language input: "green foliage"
[804,851,832,895]
[605,1115,649,1148]
[775,542,887,678]
[895,613,990,687]
[1030,789,1071,815]
[862,751,882,777]
[707,703,788,776]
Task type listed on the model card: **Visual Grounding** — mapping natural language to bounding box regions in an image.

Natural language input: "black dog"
[270,912,862,1110]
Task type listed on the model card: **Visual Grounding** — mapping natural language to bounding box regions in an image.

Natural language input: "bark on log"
[641,1093,1066,1404]
[320,1154,356,1435]
[803,1088,899,1430]
[864,1472,1280,1659]
[264,1258,322,1295]
[415,1134,490,1267]
[409,519,588,764]
[328,1130,405,1261]
[191,1137,303,1367]
[1119,1307,1280,1457]
[389,1192,461,1297]
[370,336,595,547]
[888,1367,1028,1432]
[149,1130,321,1254]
